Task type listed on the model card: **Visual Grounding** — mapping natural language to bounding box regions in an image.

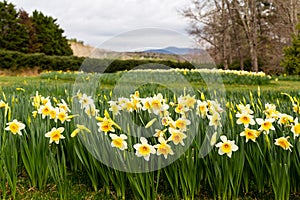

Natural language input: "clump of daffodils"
[31,91,74,124]
[77,90,224,161]
[72,90,300,162]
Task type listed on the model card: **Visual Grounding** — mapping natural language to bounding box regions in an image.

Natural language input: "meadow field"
[0,69,300,199]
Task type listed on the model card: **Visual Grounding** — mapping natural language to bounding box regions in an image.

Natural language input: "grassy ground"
[1,75,300,92]
[0,76,72,87]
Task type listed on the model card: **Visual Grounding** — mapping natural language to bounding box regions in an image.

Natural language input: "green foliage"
[281,24,300,75]
[82,58,195,73]
[40,69,271,85]
[0,49,198,73]
[0,49,83,71]
[281,44,300,75]
[0,1,72,56]
[31,11,72,56]
[0,1,29,53]
[217,58,264,72]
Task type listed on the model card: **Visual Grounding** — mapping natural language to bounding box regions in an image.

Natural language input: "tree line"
[182,0,300,74]
[0,0,72,56]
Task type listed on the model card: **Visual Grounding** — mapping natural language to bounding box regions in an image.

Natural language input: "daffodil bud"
[71,128,80,137]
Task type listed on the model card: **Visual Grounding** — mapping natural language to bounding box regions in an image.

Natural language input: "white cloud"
[9,0,195,50]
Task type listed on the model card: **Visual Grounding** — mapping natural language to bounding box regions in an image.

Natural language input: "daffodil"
[108,101,121,115]
[31,91,41,108]
[109,134,128,150]
[208,113,222,130]
[240,128,259,142]
[49,107,59,120]
[57,99,71,112]
[141,97,152,112]
[131,98,142,111]
[210,132,218,146]
[263,103,279,119]
[38,102,53,119]
[117,97,130,110]
[175,117,191,131]
[178,94,196,109]
[256,118,275,134]
[32,111,38,118]
[150,94,163,109]
[5,119,25,135]
[278,113,293,125]
[196,100,208,118]
[153,129,167,138]
[149,93,168,115]
[133,137,156,161]
[185,95,196,108]
[208,100,223,113]
[175,103,189,115]
[75,90,82,100]
[275,136,293,151]
[293,104,300,114]
[0,100,6,108]
[41,96,50,105]
[236,113,255,128]
[161,116,171,126]
[168,128,187,146]
[215,135,239,158]
[130,91,140,99]
[57,109,70,123]
[84,104,99,117]
[79,94,94,109]
[236,104,253,115]
[45,127,65,144]
[154,137,174,159]
[291,118,300,139]
[124,101,134,112]
[97,117,115,134]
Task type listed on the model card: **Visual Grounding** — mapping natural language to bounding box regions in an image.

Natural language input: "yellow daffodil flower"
[45,127,65,144]
[5,119,25,135]
[215,135,239,158]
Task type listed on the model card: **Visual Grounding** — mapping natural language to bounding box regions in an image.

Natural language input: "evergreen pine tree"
[0,1,29,52]
[31,10,73,56]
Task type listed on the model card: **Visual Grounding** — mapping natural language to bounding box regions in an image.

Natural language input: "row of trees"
[0,1,72,56]
[182,0,299,73]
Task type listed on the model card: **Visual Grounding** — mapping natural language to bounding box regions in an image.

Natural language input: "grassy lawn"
[222,80,300,92]
[1,75,299,92]
[0,76,73,87]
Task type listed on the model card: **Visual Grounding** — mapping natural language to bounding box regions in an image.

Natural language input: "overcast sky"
[9,0,196,51]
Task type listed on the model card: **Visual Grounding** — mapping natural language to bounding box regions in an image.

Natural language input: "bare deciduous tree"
[182,0,300,73]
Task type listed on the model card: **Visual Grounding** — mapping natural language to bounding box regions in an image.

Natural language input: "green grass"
[1,75,299,92]
[223,80,300,91]
[0,76,73,87]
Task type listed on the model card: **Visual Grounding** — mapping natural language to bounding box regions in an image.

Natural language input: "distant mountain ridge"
[69,42,205,62]
[143,46,203,55]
